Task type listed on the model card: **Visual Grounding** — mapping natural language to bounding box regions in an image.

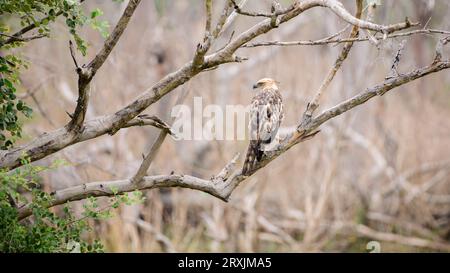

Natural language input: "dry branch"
[0,33,46,44]
[230,0,297,18]
[67,0,142,132]
[243,29,450,48]
[0,0,420,170]
[17,59,450,220]
[4,0,450,221]
[123,115,173,134]
[131,130,169,184]
[301,0,363,126]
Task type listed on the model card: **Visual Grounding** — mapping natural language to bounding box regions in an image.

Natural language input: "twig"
[434,36,450,63]
[364,1,379,47]
[243,29,450,48]
[0,0,86,47]
[124,115,174,135]
[204,0,213,39]
[301,0,363,127]
[386,39,407,79]
[0,33,46,44]
[212,153,240,182]
[69,40,81,71]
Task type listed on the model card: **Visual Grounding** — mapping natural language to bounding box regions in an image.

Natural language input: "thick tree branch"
[18,174,224,220]
[227,60,450,197]
[0,0,423,170]
[17,59,450,220]
[230,0,298,18]
[67,0,142,132]
[320,1,417,34]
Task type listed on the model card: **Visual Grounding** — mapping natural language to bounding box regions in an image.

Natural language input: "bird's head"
[253,78,280,90]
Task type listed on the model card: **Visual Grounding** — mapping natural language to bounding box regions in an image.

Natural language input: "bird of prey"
[242,78,284,175]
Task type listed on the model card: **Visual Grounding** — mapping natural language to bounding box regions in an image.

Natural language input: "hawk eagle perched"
[242,78,284,175]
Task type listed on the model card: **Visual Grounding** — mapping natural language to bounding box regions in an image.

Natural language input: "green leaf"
[90,8,103,19]
[91,20,110,38]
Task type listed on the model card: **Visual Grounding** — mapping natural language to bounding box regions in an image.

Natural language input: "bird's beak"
[252,84,257,89]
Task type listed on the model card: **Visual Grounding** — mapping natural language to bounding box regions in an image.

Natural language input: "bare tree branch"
[67,0,142,132]
[17,58,450,220]
[301,0,363,127]
[87,0,142,74]
[0,33,46,44]
[320,1,417,34]
[204,0,213,38]
[68,40,81,71]
[230,0,298,18]
[131,130,168,184]
[18,174,224,220]
[232,62,450,194]
[123,115,174,135]
[0,0,431,170]
[434,36,450,63]
[215,0,248,39]
[212,0,235,39]
[386,39,407,79]
[243,29,450,48]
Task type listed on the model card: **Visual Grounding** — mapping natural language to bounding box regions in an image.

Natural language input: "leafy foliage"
[0,157,144,252]
[0,0,144,253]
[0,55,32,149]
[0,0,138,253]
[0,0,110,148]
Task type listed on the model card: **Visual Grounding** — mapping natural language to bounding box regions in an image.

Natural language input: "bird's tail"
[242,140,263,175]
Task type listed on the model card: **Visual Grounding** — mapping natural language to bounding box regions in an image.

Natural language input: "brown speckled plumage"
[242,78,283,175]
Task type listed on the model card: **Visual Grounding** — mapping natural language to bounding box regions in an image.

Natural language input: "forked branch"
[18,58,450,220]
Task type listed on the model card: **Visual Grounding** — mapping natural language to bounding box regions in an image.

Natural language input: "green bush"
[0,157,144,253]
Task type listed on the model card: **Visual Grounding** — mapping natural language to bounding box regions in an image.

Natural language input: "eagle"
[242,78,284,175]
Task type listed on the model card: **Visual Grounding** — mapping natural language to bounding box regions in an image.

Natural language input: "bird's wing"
[249,88,283,143]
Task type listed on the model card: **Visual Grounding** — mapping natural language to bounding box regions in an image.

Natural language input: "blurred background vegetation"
[1,0,450,252]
